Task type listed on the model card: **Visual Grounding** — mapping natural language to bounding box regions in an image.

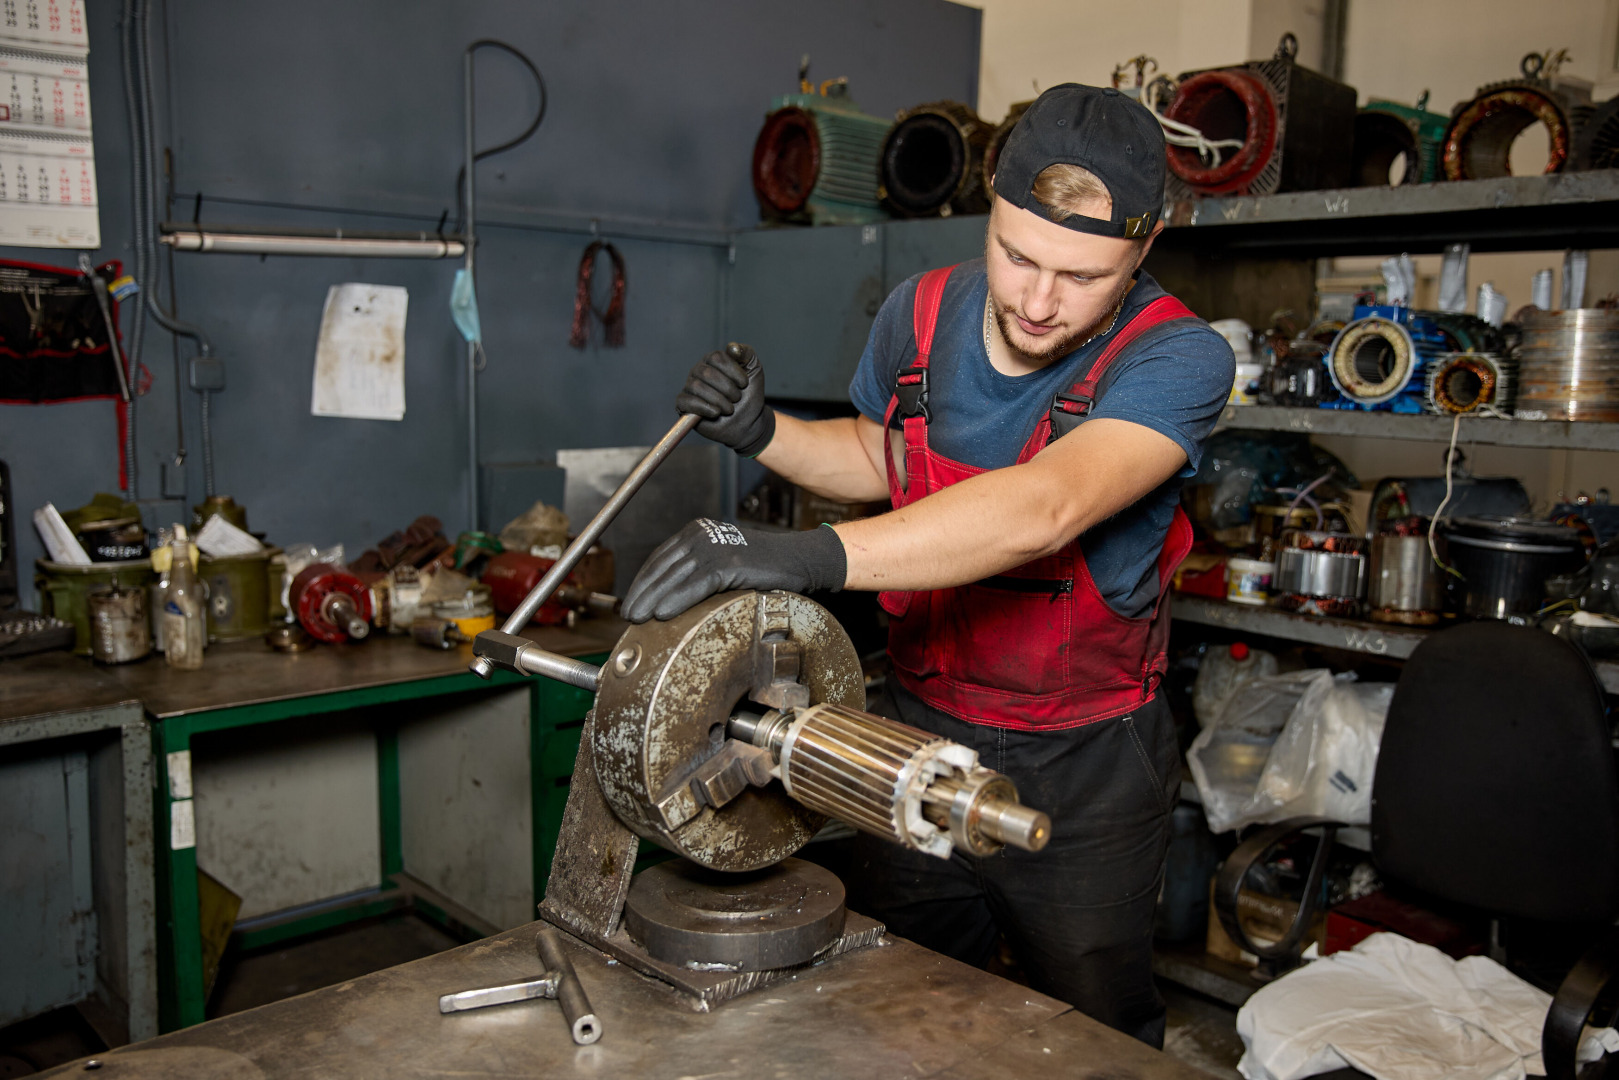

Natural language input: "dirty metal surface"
[592,590,863,870]
[554,906,884,1011]
[537,708,641,940]
[937,1008,1217,1080]
[37,924,1094,1080]
[93,621,624,719]
[0,650,132,723]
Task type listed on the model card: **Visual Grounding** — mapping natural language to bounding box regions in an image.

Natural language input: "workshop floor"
[210,913,463,1017]
[0,919,1247,1077]
[1161,983,1246,1078]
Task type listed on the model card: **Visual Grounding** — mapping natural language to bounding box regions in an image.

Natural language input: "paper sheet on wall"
[0,1,100,249]
[311,284,408,421]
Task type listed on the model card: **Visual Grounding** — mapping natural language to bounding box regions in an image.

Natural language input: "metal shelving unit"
[1174,172,1619,689]
[1213,406,1619,450]
[1173,595,1619,693]
[1160,171,1619,255]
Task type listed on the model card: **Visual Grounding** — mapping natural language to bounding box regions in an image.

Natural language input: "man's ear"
[1134,219,1166,270]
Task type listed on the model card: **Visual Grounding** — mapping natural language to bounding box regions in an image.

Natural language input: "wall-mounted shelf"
[1214,406,1619,451]
[1159,171,1619,255]
[1173,594,1619,694]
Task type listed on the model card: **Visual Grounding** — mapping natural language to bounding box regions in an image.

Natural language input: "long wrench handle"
[538,928,601,1045]
[505,412,697,632]
[470,412,699,678]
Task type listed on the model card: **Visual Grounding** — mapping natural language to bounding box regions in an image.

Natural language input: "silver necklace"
[983,291,1125,361]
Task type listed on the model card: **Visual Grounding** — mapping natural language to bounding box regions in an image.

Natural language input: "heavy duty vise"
[469,413,1050,1009]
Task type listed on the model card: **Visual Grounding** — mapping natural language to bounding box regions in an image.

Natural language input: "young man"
[621,84,1233,1046]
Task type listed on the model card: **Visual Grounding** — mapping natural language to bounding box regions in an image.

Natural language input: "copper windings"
[1428,354,1499,415]
[1163,69,1279,195]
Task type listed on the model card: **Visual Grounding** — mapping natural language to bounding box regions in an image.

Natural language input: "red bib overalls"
[878,265,1196,731]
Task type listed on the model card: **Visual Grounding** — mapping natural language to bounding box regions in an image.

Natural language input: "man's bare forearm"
[831,418,1186,591]
[754,412,889,503]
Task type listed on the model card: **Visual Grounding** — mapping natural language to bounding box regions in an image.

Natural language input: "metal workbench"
[1,623,622,1034]
[34,920,1208,1080]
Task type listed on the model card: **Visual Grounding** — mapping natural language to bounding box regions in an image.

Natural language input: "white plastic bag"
[1249,675,1391,829]
[1188,669,1392,833]
[1188,671,1317,833]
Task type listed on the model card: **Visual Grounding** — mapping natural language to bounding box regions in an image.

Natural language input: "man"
[622,84,1233,1046]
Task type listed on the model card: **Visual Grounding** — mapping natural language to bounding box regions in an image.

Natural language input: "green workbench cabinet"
[152,664,601,1031]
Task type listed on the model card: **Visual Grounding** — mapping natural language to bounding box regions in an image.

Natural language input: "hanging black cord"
[452,39,547,232]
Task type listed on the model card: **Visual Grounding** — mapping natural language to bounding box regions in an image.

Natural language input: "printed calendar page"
[0,0,96,248]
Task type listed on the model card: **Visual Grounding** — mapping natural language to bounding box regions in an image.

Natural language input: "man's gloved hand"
[676,343,776,457]
[621,519,846,623]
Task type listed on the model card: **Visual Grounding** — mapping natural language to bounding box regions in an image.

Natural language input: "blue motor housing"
[1322,305,1447,413]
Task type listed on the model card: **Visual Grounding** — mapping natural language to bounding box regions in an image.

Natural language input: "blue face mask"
[450,268,482,345]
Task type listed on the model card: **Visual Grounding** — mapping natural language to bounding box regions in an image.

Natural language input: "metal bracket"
[686,740,775,811]
[751,592,810,710]
[653,739,776,830]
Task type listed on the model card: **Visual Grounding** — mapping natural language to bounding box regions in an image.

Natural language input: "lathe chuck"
[592,590,864,871]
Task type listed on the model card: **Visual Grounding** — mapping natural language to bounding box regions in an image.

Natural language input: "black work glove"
[676,343,776,457]
[622,519,846,623]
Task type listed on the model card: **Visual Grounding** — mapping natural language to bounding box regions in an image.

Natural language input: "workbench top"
[36,921,1208,1080]
[0,621,624,723]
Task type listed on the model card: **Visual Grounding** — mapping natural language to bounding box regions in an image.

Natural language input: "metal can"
[88,585,152,664]
[200,546,281,642]
[1368,534,1444,625]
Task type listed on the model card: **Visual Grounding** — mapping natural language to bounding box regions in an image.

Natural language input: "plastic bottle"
[162,527,207,670]
[1191,641,1278,728]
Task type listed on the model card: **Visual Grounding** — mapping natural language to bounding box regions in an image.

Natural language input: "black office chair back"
[1372,621,1619,924]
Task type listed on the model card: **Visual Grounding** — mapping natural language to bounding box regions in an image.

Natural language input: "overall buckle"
[894,366,931,423]
[1047,391,1094,442]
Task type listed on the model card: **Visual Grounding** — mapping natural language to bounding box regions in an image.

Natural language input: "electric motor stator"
[752,81,891,226]
[1162,33,1356,200]
[1441,52,1592,181]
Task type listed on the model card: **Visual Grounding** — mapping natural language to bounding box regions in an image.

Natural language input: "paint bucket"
[1226,557,1274,606]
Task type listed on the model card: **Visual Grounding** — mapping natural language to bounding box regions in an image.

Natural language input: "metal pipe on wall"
[127,0,219,496]
[161,231,466,258]
[464,45,480,535]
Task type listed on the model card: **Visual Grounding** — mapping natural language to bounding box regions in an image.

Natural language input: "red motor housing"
[290,562,373,643]
[482,551,577,627]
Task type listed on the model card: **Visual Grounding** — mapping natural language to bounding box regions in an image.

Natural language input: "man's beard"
[990,277,1134,366]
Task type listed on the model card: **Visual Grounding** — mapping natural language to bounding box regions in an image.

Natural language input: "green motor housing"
[752,82,891,226]
[1353,96,1450,186]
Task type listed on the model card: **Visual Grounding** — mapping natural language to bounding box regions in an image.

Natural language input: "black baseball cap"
[992,83,1166,240]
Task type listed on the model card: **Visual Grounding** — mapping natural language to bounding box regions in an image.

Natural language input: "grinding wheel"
[591,590,864,871]
[623,857,846,971]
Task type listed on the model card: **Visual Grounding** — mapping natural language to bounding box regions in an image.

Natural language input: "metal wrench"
[469,411,700,685]
[438,929,602,1045]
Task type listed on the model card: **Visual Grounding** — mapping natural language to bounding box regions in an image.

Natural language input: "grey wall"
[0,0,981,606]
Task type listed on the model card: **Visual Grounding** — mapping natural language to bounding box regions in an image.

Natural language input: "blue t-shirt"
[849,259,1234,617]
